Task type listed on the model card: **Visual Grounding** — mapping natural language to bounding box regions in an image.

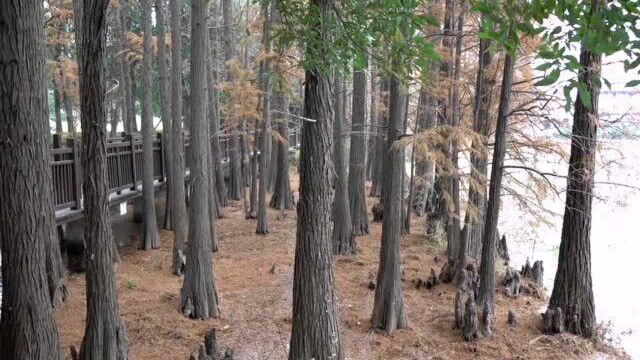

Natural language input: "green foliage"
[272,0,441,81]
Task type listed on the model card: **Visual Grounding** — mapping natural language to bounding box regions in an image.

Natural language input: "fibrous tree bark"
[371,64,408,334]
[0,1,64,357]
[349,63,369,236]
[477,48,515,335]
[222,0,242,200]
[461,19,494,261]
[269,93,294,210]
[141,0,160,250]
[207,0,228,207]
[332,73,355,254]
[180,0,220,320]
[548,0,603,337]
[170,0,188,275]
[366,65,378,181]
[288,0,342,356]
[77,0,129,357]
[256,0,273,235]
[369,79,388,198]
[155,0,174,230]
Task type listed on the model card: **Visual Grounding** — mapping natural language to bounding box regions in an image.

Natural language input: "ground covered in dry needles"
[55,173,626,359]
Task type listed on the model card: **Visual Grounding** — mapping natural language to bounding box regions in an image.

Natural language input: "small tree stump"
[204,329,220,358]
[454,288,464,329]
[543,307,565,334]
[372,203,383,222]
[507,310,517,326]
[521,258,531,278]
[425,268,439,289]
[198,344,211,360]
[504,268,521,298]
[531,260,544,287]
[497,234,510,262]
[463,294,478,341]
[438,261,455,284]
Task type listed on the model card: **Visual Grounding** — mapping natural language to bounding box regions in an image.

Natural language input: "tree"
[118,0,133,135]
[141,0,160,250]
[460,22,494,261]
[548,0,605,338]
[288,0,342,357]
[332,73,355,254]
[257,0,273,235]
[0,0,64,357]
[348,60,369,236]
[180,0,220,320]
[155,0,174,230]
[222,0,243,200]
[77,0,129,357]
[170,0,188,275]
[207,0,228,207]
[476,45,515,336]
[371,64,408,334]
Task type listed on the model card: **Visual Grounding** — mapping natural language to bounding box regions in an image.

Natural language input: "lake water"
[499,139,640,359]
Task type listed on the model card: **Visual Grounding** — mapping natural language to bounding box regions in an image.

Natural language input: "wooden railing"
[51,127,301,219]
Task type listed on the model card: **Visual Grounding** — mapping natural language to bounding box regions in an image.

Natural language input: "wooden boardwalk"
[52,130,300,224]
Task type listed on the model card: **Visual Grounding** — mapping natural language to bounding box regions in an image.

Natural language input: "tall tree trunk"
[170,0,188,276]
[53,79,64,133]
[141,0,160,250]
[0,1,64,357]
[129,62,138,132]
[461,21,494,261]
[270,93,294,209]
[180,0,220,319]
[366,65,378,181]
[548,0,602,337]
[155,0,174,230]
[222,0,242,200]
[370,79,388,198]
[77,0,129,357]
[349,63,369,236]
[477,49,515,335]
[207,1,228,207]
[118,1,131,135]
[288,0,342,357]
[371,63,408,334]
[333,73,355,254]
[249,118,259,218]
[256,0,273,235]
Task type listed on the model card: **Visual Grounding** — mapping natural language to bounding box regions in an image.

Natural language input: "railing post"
[126,133,137,191]
[68,138,82,210]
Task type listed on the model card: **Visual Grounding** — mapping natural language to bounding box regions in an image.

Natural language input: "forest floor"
[55,172,627,360]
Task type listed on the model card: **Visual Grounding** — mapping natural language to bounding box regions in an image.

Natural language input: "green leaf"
[625,79,640,87]
[577,81,591,109]
[535,68,560,86]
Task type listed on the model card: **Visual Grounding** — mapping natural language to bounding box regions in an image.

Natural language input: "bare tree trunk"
[141,0,160,250]
[170,0,188,276]
[249,119,259,218]
[53,80,64,133]
[548,1,602,337]
[256,0,273,235]
[270,93,294,209]
[118,0,132,134]
[180,0,220,319]
[222,0,242,200]
[155,0,174,230]
[332,73,355,254]
[366,65,378,181]
[288,0,342,357]
[207,1,228,207]
[129,62,138,132]
[77,0,129,357]
[460,21,494,261]
[370,79,388,198]
[477,49,515,335]
[349,63,369,236]
[0,1,64,357]
[371,64,408,334]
